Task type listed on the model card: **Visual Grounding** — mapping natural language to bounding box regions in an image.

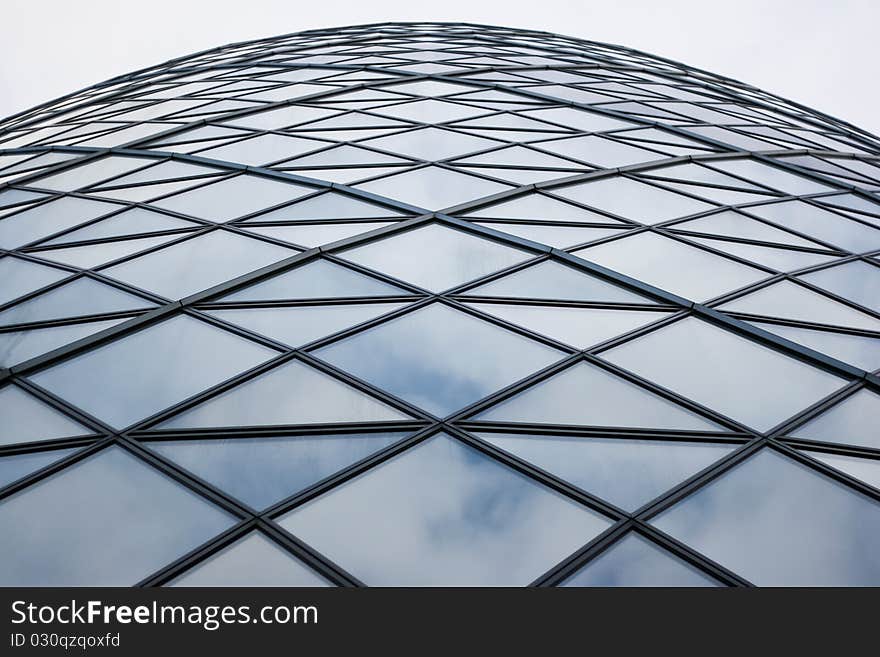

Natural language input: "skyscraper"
[1,23,878,587]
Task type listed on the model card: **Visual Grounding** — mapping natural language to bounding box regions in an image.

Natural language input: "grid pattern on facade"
[1,22,879,587]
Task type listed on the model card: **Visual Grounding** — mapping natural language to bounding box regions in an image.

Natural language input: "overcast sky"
[2,0,878,134]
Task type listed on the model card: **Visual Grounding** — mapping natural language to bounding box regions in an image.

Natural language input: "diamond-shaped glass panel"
[278,433,612,586]
[554,177,715,224]
[339,224,533,292]
[478,431,735,511]
[102,230,294,299]
[0,446,235,586]
[601,317,846,431]
[314,303,564,416]
[355,167,512,209]
[0,385,92,447]
[561,533,719,587]
[153,175,312,221]
[575,232,769,302]
[149,431,408,510]
[652,448,880,585]
[207,302,408,347]
[29,315,276,428]
[168,532,330,587]
[790,390,880,450]
[158,359,411,429]
[474,361,722,430]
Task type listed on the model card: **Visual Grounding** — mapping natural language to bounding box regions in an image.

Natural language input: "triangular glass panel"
[464,193,626,223]
[94,160,220,188]
[0,385,92,447]
[474,361,722,430]
[746,200,880,253]
[147,125,251,146]
[89,179,210,203]
[280,144,411,167]
[29,156,152,192]
[465,303,670,348]
[464,260,653,303]
[355,166,513,209]
[650,448,880,585]
[537,135,662,167]
[799,261,880,313]
[243,222,394,247]
[0,318,127,368]
[42,208,198,245]
[561,533,720,587]
[575,232,769,302]
[371,99,489,124]
[207,302,408,346]
[0,445,236,586]
[523,107,636,132]
[153,175,312,222]
[476,223,623,248]
[719,281,880,331]
[478,431,735,511]
[645,162,767,190]
[0,257,70,306]
[654,180,778,206]
[451,112,572,132]
[0,196,122,249]
[709,159,835,195]
[102,230,295,300]
[0,447,83,490]
[194,134,329,167]
[453,145,582,169]
[280,165,410,184]
[150,431,408,510]
[749,322,879,372]
[32,234,182,269]
[314,303,564,417]
[339,223,533,292]
[386,80,474,97]
[460,167,575,185]
[292,111,411,130]
[360,127,501,161]
[0,278,154,326]
[168,532,330,587]
[0,189,49,209]
[801,451,880,491]
[674,210,822,248]
[791,390,880,450]
[277,433,612,586]
[287,128,408,142]
[159,359,411,429]
[222,259,410,301]
[554,177,716,224]
[245,192,404,221]
[225,106,341,131]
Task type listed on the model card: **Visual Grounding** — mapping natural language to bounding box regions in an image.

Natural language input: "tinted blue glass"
[314,303,564,416]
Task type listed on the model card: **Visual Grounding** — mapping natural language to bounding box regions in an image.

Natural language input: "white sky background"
[2,0,878,134]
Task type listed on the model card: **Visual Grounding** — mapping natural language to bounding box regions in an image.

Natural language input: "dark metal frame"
[1,22,880,588]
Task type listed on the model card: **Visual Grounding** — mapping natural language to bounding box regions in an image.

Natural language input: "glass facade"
[0,22,878,587]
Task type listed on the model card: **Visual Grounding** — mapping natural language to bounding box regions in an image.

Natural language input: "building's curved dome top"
[0,23,879,587]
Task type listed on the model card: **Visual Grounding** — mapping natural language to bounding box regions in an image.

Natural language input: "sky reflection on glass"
[478,432,735,511]
[0,447,235,586]
[279,434,612,586]
[652,448,880,585]
[168,532,330,587]
[314,303,564,416]
[148,431,407,509]
[29,315,277,429]
[561,533,719,587]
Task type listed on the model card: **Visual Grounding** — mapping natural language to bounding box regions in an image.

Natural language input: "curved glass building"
[1,22,879,587]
